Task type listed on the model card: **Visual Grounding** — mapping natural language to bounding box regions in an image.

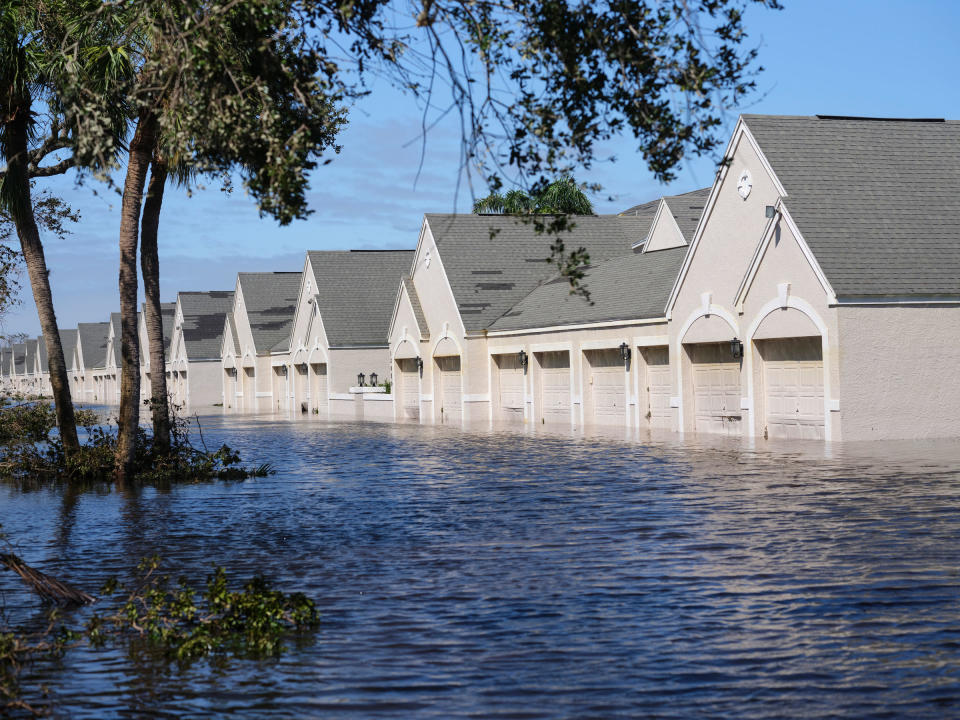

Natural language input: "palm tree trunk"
[2,96,80,458]
[139,154,170,453]
[115,113,156,485]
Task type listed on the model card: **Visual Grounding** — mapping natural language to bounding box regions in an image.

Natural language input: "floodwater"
[2,413,960,718]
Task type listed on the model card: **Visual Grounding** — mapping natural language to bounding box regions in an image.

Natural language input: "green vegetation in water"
[93,556,318,660]
[1,551,319,717]
[0,396,271,490]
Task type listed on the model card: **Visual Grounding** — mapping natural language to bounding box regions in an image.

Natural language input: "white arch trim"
[306,343,329,365]
[744,295,835,441]
[430,330,463,358]
[392,336,420,360]
[673,303,740,433]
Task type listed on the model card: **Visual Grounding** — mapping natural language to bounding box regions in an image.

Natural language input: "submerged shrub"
[97,557,319,661]
[0,396,270,489]
[2,552,318,715]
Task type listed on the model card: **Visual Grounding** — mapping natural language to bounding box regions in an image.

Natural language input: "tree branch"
[29,157,75,178]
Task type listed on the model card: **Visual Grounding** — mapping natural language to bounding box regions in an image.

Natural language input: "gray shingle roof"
[743,114,960,297]
[109,311,143,366]
[236,272,302,353]
[490,246,687,331]
[139,303,171,358]
[109,312,122,366]
[77,323,109,369]
[177,291,234,360]
[161,303,175,348]
[618,196,661,221]
[425,214,652,331]
[57,330,77,373]
[142,302,178,357]
[402,276,430,340]
[662,188,711,243]
[307,250,414,347]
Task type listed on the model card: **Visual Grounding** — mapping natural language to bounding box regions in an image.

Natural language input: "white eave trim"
[328,343,390,350]
[486,316,666,337]
[833,296,960,306]
[778,205,837,304]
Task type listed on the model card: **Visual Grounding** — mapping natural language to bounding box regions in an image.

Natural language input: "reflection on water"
[3,412,960,718]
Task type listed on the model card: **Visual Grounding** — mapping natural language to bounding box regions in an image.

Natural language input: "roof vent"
[815,114,944,122]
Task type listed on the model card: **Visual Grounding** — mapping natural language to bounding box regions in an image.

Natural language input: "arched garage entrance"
[681,312,742,436]
[751,307,825,440]
[307,348,327,416]
[394,340,421,420]
[433,337,461,423]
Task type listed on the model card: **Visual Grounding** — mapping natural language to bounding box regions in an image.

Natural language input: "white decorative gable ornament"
[737,169,752,199]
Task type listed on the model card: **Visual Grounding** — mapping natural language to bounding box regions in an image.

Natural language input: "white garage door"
[396,358,420,419]
[310,363,327,412]
[586,349,625,425]
[690,343,742,436]
[762,338,824,440]
[495,354,525,422]
[273,367,288,411]
[293,364,308,412]
[538,351,571,423]
[437,355,462,421]
[643,346,672,429]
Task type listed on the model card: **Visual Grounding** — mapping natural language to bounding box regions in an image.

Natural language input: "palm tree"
[139,152,171,452]
[115,111,155,481]
[473,177,593,215]
[0,3,82,458]
[139,149,198,454]
[534,176,593,214]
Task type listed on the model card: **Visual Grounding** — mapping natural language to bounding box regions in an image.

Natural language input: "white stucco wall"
[644,203,686,252]
[186,360,223,408]
[837,305,960,440]
[329,347,391,394]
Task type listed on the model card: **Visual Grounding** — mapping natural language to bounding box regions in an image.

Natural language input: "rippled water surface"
[3,413,960,718]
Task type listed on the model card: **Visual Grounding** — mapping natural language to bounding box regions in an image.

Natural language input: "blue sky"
[7,0,960,336]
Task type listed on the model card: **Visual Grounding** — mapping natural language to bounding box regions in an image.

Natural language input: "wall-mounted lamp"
[517,349,529,370]
[416,356,424,378]
[619,342,631,363]
[357,372,365,387]
[370,372,378,387]
[765,205,777,219]
[730,338,744,359]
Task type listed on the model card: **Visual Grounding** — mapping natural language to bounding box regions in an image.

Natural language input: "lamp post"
[370,372,378,387]
[357,372,365,387]
[619,342,631,364]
